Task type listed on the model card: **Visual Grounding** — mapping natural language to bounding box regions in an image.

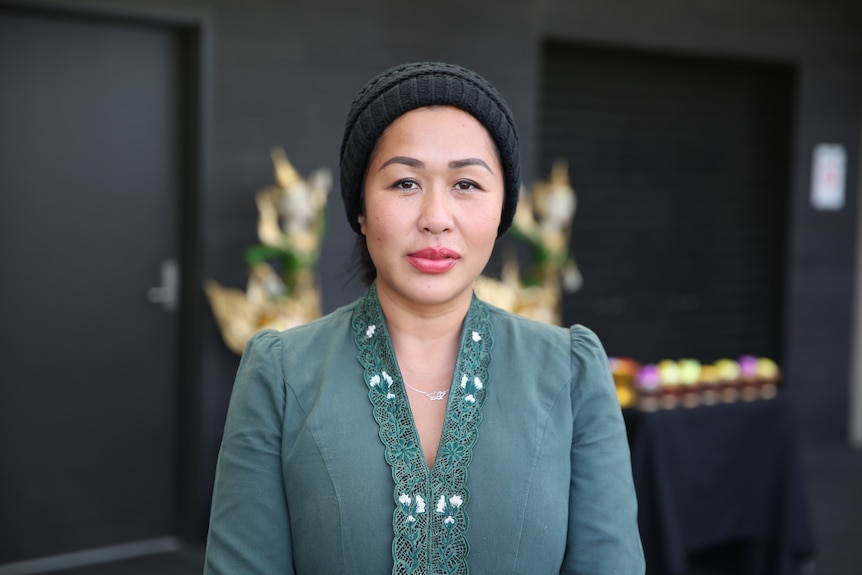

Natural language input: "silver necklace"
[403,380,448,401]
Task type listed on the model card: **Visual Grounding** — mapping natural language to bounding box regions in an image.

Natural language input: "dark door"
[0,8,184,563]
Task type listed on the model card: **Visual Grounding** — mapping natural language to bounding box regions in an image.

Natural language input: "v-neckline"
[353,282,494,575]
[393,349,460,474]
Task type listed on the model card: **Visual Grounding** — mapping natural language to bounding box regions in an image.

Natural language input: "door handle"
[147,259,180,311]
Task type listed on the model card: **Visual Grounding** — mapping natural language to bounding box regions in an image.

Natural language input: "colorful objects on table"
[613,355,782,411]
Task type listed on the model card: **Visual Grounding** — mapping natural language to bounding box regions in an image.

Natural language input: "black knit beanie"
[340,62,521,236]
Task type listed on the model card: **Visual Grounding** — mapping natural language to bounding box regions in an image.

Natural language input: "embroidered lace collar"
[353,283,493,575]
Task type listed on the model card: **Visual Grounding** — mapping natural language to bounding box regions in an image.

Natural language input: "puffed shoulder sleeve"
[204,330,295,575]
[562,325,645,574]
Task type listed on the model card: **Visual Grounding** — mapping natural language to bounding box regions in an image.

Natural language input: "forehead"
[387,105,481,131]
[373,105,498,159]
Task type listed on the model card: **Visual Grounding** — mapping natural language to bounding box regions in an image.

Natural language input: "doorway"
[0,6,200,565]
[541,41,795,364]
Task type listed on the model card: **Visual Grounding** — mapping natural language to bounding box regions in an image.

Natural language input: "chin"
[388,276,476,308]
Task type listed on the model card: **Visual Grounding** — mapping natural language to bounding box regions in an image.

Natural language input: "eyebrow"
[379,156,494,174]
[449,158,494,173]
[380,156,425,169]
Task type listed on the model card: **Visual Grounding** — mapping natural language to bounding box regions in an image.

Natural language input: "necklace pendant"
[427,391,447,401]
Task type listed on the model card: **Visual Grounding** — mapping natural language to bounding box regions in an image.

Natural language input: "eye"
[455,180,481,191]
[392,179,419,191]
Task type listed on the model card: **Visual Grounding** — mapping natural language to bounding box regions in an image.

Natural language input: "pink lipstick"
[407,247,460,273]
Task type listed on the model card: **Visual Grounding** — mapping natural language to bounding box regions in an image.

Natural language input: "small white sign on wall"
[810,143,847,210]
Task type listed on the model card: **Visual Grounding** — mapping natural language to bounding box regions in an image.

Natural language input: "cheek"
[466,213,501,248]
[363,212,387,246]
[479,199,504,231]
[365,201,398,232]
[474,209,503,249]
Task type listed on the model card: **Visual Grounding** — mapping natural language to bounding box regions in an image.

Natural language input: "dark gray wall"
[540,0,862,449]
[16,0,862,537]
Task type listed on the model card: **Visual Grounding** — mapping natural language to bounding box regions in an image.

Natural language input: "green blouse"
[205,285,644,574]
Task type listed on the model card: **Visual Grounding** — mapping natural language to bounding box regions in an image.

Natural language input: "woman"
[205,62,644,574]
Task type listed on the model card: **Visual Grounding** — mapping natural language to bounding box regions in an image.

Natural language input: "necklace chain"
[403,380,448,401]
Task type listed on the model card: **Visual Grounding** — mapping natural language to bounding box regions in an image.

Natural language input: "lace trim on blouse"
[353,284,492,575]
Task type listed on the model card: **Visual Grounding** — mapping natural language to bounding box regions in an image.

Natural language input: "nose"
[418,187,453,234]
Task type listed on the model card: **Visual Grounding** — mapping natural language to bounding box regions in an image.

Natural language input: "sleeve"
[204,330,296,575]
[561,325,645,574]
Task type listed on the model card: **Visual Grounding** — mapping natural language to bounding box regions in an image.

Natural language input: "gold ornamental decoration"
[475,159,581,325]
[205,148,331,354]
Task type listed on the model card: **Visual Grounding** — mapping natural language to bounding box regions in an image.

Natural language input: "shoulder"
[483,301,569,344]
[480,301,615,406]
[251,300,356,346]
[567,324,612,374]
[232,300,367,415]
[240,300,359,375]
[481,301,608,365]
[283,300,358,339]
[481,302,572,380]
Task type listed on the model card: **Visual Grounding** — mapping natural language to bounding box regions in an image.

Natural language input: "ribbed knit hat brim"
[340,62,520,236]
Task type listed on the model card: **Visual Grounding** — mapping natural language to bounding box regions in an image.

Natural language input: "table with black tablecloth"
[623,395,816,574]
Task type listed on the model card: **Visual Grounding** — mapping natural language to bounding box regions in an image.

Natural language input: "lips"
[407,247,461,274]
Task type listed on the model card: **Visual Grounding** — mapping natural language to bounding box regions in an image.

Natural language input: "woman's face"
[359,105,504,311]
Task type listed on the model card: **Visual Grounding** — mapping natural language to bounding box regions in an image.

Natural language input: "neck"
[376,285,471,374]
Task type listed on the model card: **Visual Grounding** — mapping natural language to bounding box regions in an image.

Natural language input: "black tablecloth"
[623,395,816,575]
